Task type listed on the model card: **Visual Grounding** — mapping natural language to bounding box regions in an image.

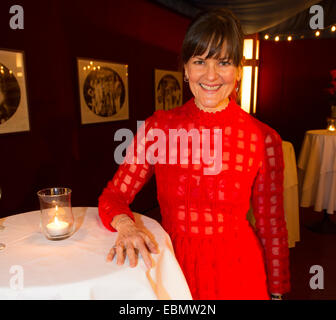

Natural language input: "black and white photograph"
[77,58,129,124]
[155,69,182,111]
[0,49,29,134]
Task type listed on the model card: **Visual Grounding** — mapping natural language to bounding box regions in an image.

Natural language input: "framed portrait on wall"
[0,49,30,134]
[155,69,182,111]
[77,58,129,124]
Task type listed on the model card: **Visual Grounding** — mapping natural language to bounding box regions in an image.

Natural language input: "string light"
[262,24,336,41]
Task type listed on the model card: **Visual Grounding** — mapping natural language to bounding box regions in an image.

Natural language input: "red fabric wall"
[257,38,336,153]
[0,0,191,217]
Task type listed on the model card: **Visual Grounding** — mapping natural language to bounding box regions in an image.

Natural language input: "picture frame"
[77,58,129,124]
[0,49,30,134]
[155,69,182,111]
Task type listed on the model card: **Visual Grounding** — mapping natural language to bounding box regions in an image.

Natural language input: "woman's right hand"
[106,215,158,270]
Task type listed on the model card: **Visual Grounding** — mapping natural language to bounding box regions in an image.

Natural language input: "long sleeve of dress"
[98,113,158,232]
[251,128,290,294]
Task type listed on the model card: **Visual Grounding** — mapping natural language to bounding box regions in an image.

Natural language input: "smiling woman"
[98,8,290,300]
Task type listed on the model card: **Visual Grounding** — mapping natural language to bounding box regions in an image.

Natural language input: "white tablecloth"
[298,130,336,214]
[247,141,300,248]
[0,207,192,300]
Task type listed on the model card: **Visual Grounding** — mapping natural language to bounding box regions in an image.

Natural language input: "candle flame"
[54,215,60,224]
[53,205,61,223]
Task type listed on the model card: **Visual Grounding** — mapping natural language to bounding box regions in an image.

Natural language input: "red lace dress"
[98,98,290,300]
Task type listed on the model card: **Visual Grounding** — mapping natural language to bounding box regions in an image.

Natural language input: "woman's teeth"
[200,83,222,90]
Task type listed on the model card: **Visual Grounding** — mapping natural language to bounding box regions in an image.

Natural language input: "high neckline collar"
[186,97,238,124]
[194,98,230,113]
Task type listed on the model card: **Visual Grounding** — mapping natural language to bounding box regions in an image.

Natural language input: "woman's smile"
[199,83,223,91]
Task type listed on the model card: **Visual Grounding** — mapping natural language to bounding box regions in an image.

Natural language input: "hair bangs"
[181,9,244,67]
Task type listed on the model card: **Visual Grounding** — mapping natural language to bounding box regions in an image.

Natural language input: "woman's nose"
[205,63,218,80]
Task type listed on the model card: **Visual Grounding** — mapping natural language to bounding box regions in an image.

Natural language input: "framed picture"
[0,49,29,134]
[77,58,129,124]
[155,69,182,111]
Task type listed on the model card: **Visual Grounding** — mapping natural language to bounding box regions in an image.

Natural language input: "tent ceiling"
[151,0,336,39]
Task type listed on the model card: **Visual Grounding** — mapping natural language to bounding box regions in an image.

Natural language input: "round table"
[298,130,336,233]
[298,130,336,214]
[0,207,192,300]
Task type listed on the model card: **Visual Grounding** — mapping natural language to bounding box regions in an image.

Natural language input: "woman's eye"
[193,60,204,65]
[219,60,231,66]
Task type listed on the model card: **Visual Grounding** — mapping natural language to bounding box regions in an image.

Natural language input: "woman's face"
[184,46,241,109]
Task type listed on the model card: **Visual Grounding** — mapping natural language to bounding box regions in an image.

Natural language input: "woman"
[98,9,290,300]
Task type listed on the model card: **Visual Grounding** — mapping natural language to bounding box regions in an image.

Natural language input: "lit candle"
[46,215,69,237]
[327,124,335,132]
[327,117,336,132]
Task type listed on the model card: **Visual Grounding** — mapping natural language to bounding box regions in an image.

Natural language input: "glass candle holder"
[326,117,336,132]
[37,187,74,240]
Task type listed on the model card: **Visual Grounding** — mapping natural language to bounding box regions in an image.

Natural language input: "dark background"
[0,0,335,219]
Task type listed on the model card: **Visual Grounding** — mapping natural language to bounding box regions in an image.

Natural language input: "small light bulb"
[331,26,336,32]
[315,31,320,37]
[264,34,269,40]
[287,36,292,41]
[275,36,280,41]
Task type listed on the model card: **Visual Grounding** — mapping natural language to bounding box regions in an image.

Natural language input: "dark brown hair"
[181,9,244,67]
